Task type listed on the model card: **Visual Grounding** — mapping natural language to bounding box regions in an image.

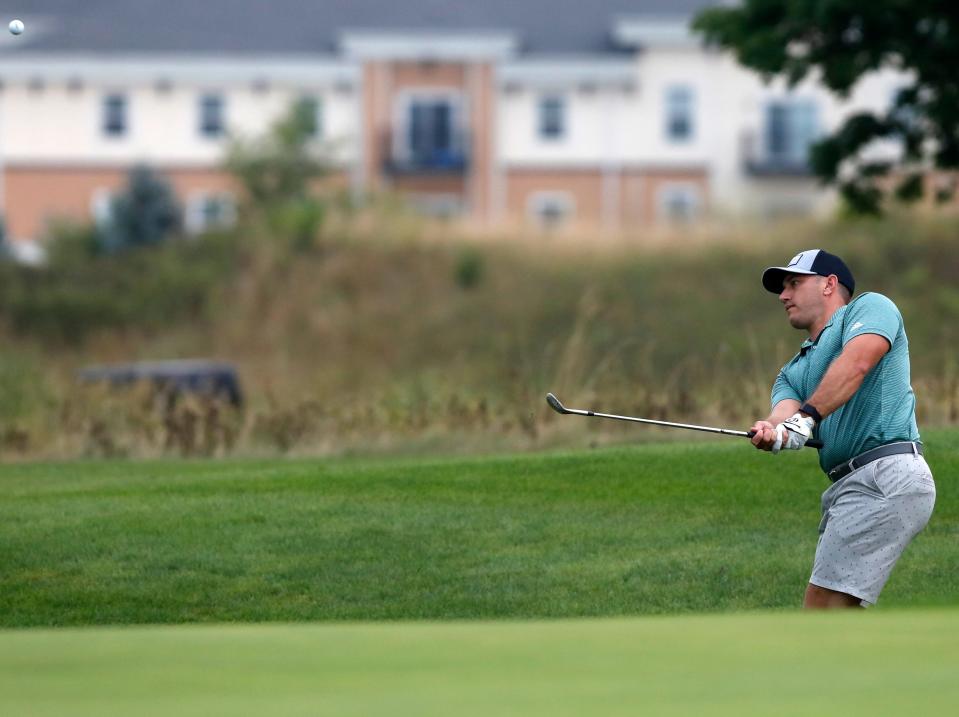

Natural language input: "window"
[765,100,818,165]
[665,85,694,142]
[657,184,701,223]
[102,93,127,137]
[296,96,324,139]
[186,193,236,234]
[409,99,453,160]
[397,94,467,169]
[538,95,566,140]
[199,93,225,138]
[528,192,574,230]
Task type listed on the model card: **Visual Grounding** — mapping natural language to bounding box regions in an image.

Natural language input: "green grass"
[1,610,958,716]
[2,432,957,627]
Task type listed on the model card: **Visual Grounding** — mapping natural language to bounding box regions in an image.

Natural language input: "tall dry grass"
[2,209,959,459]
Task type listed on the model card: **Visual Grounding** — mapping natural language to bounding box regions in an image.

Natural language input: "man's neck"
[808,303,844,341]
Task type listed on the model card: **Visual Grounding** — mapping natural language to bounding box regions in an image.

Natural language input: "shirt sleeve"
[771,367,801,407]
[842,292,901,348]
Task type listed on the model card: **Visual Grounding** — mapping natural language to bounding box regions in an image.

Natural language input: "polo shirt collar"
[799,306,845,354]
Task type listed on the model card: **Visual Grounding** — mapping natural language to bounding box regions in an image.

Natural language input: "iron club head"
[546,393,570,414]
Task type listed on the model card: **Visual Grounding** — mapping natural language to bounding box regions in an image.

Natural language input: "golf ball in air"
[9,19,24,35]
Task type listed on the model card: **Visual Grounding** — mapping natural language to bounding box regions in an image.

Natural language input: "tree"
[694,2,959,213]
[226,99,330,249]
[102,165,183,251]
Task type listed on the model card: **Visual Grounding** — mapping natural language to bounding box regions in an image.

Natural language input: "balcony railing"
[382,130,470,175]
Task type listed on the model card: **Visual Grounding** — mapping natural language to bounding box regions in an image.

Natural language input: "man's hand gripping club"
[750,412,816,453]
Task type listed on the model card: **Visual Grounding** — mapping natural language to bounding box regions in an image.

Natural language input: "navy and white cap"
[762,249,855,296]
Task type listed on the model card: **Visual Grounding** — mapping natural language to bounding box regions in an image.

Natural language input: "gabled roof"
[0,0,717,56]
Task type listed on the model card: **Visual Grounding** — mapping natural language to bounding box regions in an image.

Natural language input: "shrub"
[454,248,484,289]
[100,165,183,252]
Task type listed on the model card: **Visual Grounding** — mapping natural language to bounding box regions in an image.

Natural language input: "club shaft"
[565,407,750,437]
[556,402,824,449]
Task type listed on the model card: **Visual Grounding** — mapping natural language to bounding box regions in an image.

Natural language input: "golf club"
[546,393,824,449]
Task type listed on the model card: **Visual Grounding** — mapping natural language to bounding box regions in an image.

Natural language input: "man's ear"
[823,274,839,296]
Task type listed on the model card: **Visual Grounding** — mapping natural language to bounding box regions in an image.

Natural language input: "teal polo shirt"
[770,292,920,474]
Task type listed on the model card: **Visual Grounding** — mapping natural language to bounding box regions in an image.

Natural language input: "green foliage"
[454,248,485,289]
[100,164,183,251]
[226,99,331,249]
[1,435,956,626]
[694,2,959,212]
[228,98,326,205]
[43,220,100,265]
[268,198,326,252]
[838,178,885,216]
[0,232,236,343]
[895,172,925,202]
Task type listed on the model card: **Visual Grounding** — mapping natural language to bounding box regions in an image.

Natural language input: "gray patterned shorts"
[810,451,936,606]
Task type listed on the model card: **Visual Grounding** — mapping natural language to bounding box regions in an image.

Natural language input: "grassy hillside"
[2,611,958,716]
[2,431,956,627]
[2,213,959,458]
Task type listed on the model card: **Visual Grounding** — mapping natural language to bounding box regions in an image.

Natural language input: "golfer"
[749,249,935,608]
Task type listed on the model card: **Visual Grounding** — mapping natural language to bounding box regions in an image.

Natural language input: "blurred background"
[1,1,957,460]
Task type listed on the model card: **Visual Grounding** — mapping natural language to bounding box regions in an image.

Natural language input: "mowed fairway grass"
[2,611,958,716]
[2,431,957,625]
[2,434,958,714]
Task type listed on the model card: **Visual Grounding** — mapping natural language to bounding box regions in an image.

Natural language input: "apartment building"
[0,0,902,250]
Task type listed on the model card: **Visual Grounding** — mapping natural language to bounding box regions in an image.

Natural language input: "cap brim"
[761,266,817,294]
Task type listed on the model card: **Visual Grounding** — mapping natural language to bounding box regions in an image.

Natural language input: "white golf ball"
[9,19,24,35]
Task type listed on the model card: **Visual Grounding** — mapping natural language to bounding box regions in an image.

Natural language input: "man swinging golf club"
[750,250,936,608]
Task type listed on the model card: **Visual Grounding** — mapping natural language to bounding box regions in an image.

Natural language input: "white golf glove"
[772,412,816,453]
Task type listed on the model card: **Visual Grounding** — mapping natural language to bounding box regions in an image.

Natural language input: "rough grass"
[2,431,956,627]
[4,213,959,458]
[1,610,958,716]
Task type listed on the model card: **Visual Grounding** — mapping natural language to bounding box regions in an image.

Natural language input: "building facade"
[0,1,903,248]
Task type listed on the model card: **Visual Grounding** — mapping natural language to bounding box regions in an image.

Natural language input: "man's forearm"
[805,351,873,418]
[766,399,800,425]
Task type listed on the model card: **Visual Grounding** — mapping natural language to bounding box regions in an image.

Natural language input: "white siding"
[499,51,717,169]
[0,80,359,166]
[0,47,909,222]
[621,49,716,165]
[498,46,905,218]
[500,87,626,166]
